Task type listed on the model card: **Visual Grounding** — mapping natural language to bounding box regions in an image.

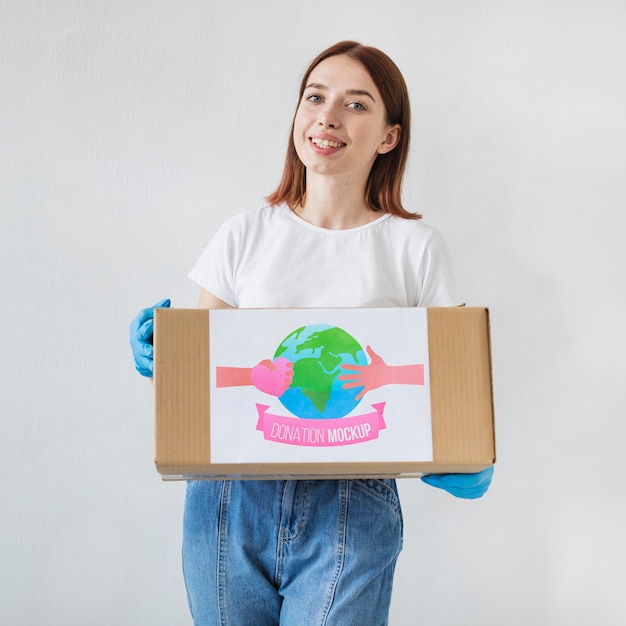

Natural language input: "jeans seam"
[276,480,309,590]
[318,479,349,626]
[217,480,231,626]
[181,483,195,619]
[284,480,309,542]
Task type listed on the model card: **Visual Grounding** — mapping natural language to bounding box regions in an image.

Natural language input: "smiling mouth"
[311,138,345,149]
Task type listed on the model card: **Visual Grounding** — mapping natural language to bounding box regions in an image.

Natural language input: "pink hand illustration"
[339,346,392,401]
[250,357,294,397]
[339,346,424,401]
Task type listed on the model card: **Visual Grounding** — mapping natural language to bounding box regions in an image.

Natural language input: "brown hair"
[266,41,420,219]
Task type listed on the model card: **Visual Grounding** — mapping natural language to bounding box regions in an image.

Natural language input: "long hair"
[266,41,419,219]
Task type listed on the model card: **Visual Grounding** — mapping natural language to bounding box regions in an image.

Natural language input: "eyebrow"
[305,83,376,103]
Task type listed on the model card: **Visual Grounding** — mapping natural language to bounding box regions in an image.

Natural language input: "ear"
[377,124,401,155]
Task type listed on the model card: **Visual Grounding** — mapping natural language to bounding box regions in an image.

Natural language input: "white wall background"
[2,1,625,624]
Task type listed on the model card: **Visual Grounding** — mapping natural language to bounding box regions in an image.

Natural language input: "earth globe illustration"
[273,324,368,419]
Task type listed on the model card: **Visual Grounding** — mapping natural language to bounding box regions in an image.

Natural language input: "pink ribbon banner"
[255,403,387,447]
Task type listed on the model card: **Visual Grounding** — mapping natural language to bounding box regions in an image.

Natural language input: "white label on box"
[209,308,433,464]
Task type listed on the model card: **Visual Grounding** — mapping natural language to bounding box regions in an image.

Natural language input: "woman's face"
[293,54,400,184]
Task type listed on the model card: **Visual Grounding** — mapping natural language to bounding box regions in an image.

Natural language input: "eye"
[305,93,323,104]
[347,101,366,111]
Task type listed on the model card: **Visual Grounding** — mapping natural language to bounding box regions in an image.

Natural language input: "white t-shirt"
[189,204,461,309]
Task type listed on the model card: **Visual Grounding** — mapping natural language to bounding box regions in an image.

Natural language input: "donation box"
[153,307,495,480]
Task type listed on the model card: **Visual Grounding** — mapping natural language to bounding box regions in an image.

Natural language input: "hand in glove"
[421,466,494,499]
[129,298,171,377]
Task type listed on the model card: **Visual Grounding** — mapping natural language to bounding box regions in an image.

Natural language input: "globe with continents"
[273,324,368,419]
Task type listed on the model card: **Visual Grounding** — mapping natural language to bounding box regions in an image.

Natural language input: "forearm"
[216,367,253,387]
[388,364,424,385]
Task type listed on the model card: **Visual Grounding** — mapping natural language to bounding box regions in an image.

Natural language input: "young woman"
[130,41,493,626]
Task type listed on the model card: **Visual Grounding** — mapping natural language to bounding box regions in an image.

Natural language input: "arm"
[216,358,293,396]
[197,288,234,310]
[338,346,424,401]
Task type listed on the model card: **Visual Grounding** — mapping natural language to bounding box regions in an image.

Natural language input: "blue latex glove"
[421,466,494,499]
[129,298,170,377]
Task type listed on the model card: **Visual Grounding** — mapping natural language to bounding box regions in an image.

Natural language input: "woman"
[131,41,493,626]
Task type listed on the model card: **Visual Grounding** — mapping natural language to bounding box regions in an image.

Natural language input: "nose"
[317,103,340,129]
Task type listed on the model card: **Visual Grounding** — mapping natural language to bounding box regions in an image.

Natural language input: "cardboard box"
[154,307,495,480]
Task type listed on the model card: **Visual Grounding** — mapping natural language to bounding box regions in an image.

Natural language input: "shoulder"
[221,204,291,233]
[378,216,455,271]
[381,214,439,242]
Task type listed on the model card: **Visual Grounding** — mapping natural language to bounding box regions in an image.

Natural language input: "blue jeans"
[182,479,404,625]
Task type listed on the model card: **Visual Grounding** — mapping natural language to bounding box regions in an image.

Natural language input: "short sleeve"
[188,216,242,307]
[416,229,463,307]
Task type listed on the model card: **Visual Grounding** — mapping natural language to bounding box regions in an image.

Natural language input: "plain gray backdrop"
[2,1,625,624]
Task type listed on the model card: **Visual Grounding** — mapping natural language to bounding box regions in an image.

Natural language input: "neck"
[294,171,379,230]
